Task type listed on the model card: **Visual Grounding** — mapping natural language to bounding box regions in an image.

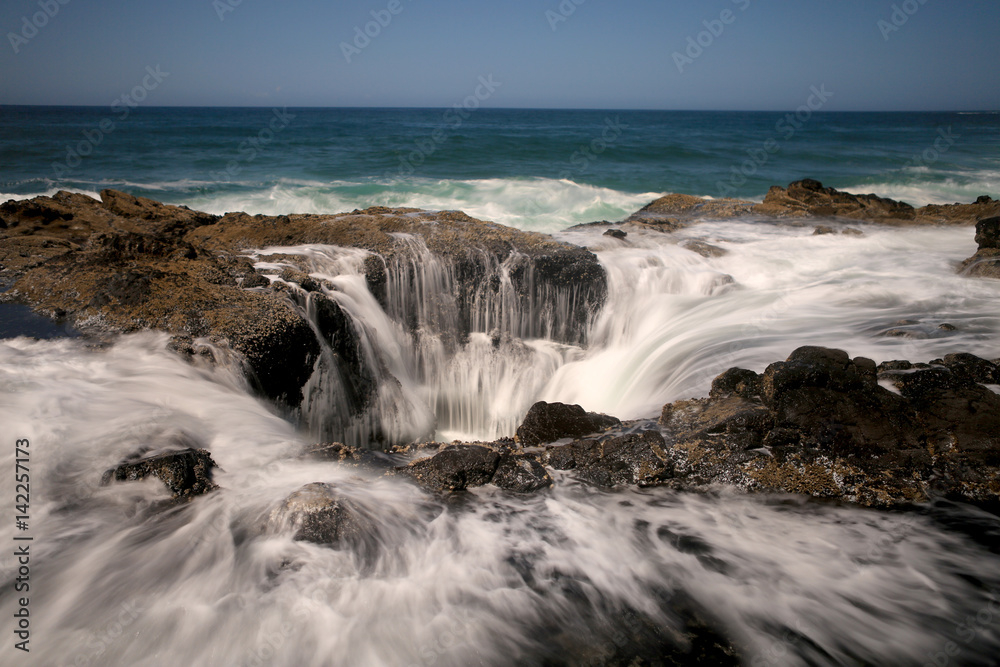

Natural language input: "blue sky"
[1,0,997,110]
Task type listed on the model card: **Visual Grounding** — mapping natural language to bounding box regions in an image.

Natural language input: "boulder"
[100,448,218,499]
[938,353,1000,384]
[267,483,378,558]
[960,217,1000,278]
[603,228,627,240]
[760,347,918,455]
[885,367,1000,453]
[492,454,553,492]
[975,216,1000,249]
[402,445,501,492]
[681,240,727,258]
[516,401,621,447]
[544,431,673,487]
[709,368,760,399]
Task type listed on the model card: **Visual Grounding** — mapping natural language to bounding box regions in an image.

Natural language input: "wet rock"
[628,194,755,222]
[492,454,553,492]
[761,347,917,455]
[100,448,218,499]
[545,431,673,487]
[657,347,1000,508]
[960,217,1000,278]
[812,225,836,235]
[975,216,1000,249]
[842,227,865,236]
[709,368,760,399]
[886,367,1000,452]
[939,353,1000,384]
[669,396,774,451]
[754,179,916,222]
[516,401,622,447]
[402,445,501,492]
[681,240,728,257]
[268,482,378,557]
[623,181,999,226]
[603,228,627,240]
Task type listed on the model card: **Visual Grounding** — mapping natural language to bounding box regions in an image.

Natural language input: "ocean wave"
[1,177,660,233]
[842,173,1000,207]
[181,177,663,233]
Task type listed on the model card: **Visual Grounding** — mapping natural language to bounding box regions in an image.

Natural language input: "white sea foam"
[1,333,998,666]
[842,171,1000,207]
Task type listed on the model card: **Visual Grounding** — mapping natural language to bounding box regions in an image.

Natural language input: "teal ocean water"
[2,107,998,230]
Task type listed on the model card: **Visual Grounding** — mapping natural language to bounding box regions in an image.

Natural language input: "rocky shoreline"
[3,181,999,512]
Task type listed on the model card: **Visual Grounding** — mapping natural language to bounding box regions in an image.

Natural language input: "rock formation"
[960,216,1000,278]
[0,190,608,436]
[629,180,1000,225]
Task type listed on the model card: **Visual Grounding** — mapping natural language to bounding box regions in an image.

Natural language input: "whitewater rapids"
[1,219,999,666]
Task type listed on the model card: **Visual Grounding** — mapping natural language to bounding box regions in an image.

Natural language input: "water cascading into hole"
[251,235,602,446]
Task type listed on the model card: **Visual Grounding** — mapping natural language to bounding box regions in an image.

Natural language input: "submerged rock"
[267,482,378,558]
[100,448,219,499]
[492,454,553,492]
[681,240,727,258]
[516,401,622,447]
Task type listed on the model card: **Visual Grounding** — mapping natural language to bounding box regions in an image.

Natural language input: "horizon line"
[2,104,998,114]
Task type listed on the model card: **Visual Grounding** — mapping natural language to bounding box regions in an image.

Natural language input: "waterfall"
[250,235,598,446]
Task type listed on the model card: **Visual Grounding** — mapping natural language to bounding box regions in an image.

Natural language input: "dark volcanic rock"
[975,216,1000,249]
[960,217,1000,279]
[492,454,553,492]
[100,448,219,499]
[938,352,1000,384]
[268,482,378,558]
[760,347,918,455]
[544,431,673,487]
[516,401,622,447]
[885,367,1000,453]
[657,346,1000,508]
[603,228,627,240]
[402,445,501,492]
[709,368,761,400]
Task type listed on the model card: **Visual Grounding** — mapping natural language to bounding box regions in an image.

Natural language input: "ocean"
[2,107,999,231]
[2,107,1000,666]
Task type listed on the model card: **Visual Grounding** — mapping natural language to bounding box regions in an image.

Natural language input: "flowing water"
[2,219,1000,666]
[2,108,1000,665]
